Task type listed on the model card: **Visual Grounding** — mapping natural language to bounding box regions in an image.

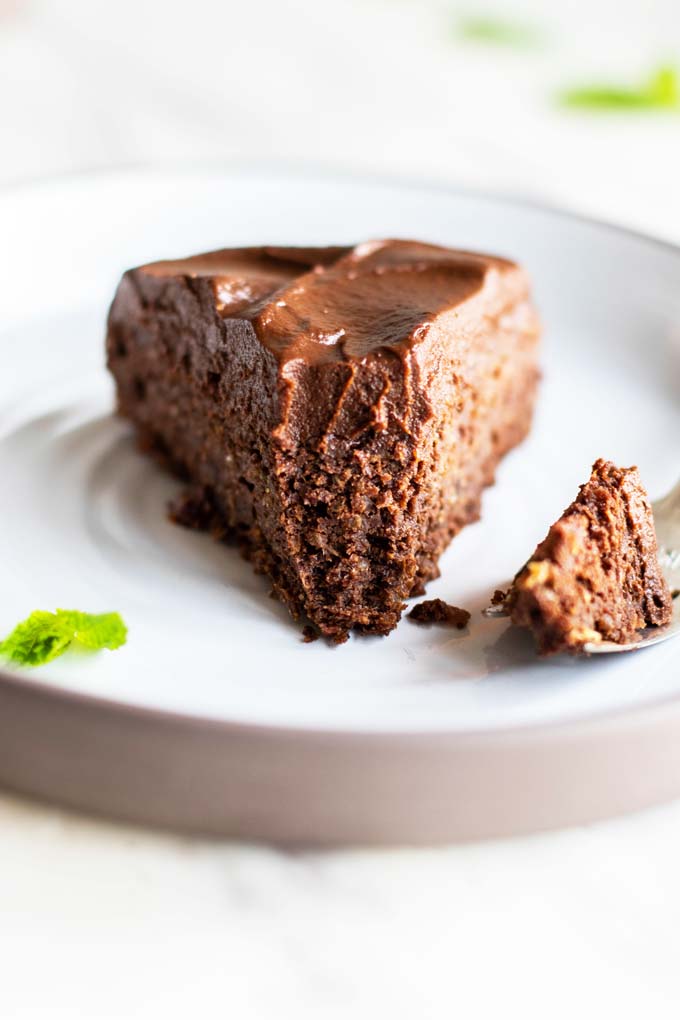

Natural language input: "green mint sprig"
[456,16,543,49]
[0,610,127,667]
[560,66,680,112]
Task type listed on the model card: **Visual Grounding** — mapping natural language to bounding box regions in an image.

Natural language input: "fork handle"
[654,476,680,561]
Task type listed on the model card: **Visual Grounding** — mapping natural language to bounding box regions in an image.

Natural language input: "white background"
[2,1,680,1017]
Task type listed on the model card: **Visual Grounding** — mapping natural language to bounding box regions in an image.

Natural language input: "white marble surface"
[2,1,680,1016]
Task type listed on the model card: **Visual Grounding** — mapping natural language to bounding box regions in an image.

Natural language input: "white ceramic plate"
[1,166,680,843]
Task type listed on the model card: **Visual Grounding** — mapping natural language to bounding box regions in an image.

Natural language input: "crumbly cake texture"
[107,239,540,643]
[507,459,672,655]
[301,625,319,644]
[408,599,471,628]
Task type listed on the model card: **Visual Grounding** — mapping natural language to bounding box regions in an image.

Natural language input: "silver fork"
[485,477,680,654]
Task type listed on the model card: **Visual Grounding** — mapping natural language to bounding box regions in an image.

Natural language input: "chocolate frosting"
[141,240,520,365]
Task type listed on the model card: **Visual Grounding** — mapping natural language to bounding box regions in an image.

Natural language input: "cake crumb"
[408,599,471,629]
[169,486,228,539]
[302,625,319,643]
[490,588,508,606]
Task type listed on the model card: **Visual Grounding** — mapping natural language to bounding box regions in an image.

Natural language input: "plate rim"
[3,649,680,742]
[4,155,680,258]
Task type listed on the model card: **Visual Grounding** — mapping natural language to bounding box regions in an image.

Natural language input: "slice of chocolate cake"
[507,459,672,655]
[107,240,540,642]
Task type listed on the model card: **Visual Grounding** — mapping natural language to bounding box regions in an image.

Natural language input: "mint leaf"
[0,611,74,666]
[647,66,679,106]
[0,609,127,667]
[560,66,680,111]
[456,16,542,49]
[57,610,128,651]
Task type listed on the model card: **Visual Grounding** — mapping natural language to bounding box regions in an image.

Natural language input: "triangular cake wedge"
[107,239,540,642]
[507,459,673,654]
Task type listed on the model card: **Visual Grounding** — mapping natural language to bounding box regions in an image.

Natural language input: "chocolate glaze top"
[141,239,524,365]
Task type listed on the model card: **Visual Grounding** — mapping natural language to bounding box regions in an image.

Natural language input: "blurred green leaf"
[456,15,543,49]
[560,66,680,112]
